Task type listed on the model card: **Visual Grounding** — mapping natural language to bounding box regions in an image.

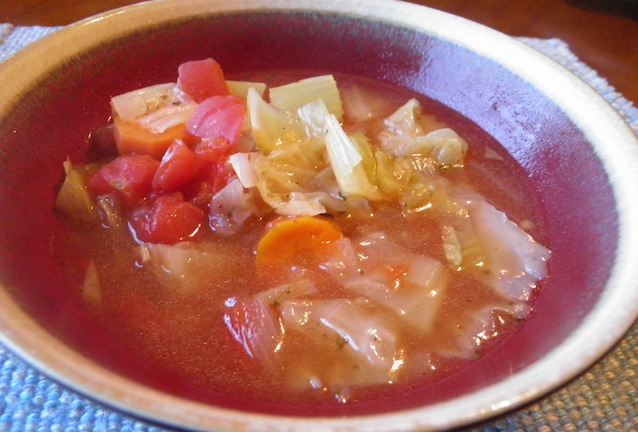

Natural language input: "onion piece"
[137,103,198,133]
[110,82,177,122]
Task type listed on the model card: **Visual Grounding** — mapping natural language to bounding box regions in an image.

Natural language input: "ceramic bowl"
[1,0,637,431]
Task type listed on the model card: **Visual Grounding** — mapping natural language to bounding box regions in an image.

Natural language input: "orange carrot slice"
[113,116,196,160]
[256,216,343,274]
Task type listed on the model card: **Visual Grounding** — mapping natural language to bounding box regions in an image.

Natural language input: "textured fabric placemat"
[1,24,637,432]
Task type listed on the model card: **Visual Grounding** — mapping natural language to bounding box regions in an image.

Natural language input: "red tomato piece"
[186,95,245,143]
[152,139,202,193]
[87,154,159,206]
[182,156,235,209]
[177,58,230,103]
[194,137,234,163]
[130,192,204,244]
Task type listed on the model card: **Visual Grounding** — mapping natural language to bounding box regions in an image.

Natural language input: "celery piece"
[227,80,267,99]
[269,75,344,122]
[324,115,382,200]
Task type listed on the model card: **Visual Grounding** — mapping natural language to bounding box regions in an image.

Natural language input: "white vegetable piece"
[110,82,178,121]
[269,74,344,121]
[324,113,382,200]
[229,152,260,188]
[464,197,551,301]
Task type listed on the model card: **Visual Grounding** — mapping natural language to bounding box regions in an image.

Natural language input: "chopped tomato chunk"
[194,137,234,163]
[87,154,159,206]
[130,192,204,244]
[186,95,245,143]
[182,156,235,208]
[177,58,230,103]
[152,139,203,193]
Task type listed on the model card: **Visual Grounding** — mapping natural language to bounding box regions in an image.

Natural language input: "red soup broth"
[49,72,549,415]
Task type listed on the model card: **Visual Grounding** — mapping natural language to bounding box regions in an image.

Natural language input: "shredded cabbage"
[413,128,468,166]
[247,87,304,154]
[378,98,424,156]
[254,138,345,216]
[209,178,264,235]
[229,152,260,188]
[442,225,462,268]
[55,158,96,222]
[373,151,415,198]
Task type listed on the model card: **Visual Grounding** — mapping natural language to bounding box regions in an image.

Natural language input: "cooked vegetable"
[412,128,468,166]
[229,151,260,188]
[112,115,195,159]
[81,259,101,306]
[129,192,204,244]
[186,95,245,143]
[247,87,304,154]
[226,80,267,99]
[87,154,159,207]
[255,216,343,272]
[460,197,551,301]
[269,74,344,121]
[279,299,400,392]
[209,178,263,236]
[137,103,198,134]
[177,58,230,103]
[324,114,383,200]
[55,158,96,221]
[441,225,462,267]
[110,82,178,122]
[378,98,424,156]
[138,241,231,289]
[152,139,202,192]
[253,136,344,216]
[224,295,283,364]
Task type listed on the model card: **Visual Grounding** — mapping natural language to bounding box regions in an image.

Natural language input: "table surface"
[1,1,637,432]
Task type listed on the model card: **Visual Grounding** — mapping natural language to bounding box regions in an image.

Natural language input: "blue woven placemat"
[1,23,637,432]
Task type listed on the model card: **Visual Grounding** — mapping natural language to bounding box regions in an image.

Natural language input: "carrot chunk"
[113,116,196,160]
[256,216,343,273]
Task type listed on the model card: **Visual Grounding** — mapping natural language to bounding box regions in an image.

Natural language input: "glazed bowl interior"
[1,0,638,431]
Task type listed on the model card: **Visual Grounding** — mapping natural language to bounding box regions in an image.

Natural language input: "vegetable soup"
[54,59,550,408]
